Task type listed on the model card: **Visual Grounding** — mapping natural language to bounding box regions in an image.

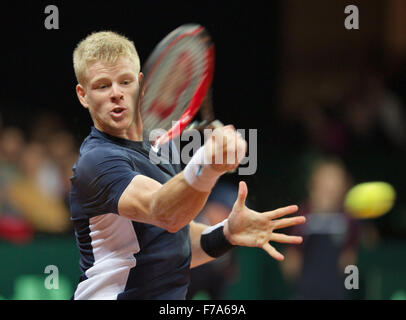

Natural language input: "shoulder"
[78,143,130,167]
[72,143,135,184]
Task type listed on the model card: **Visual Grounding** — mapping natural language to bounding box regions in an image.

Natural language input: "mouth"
[110,106,126,118]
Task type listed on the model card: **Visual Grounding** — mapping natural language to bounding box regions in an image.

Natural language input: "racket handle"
[208,119,240,175]
[185,119,224,131]
[209,119,224,129]
[185,119,238,175]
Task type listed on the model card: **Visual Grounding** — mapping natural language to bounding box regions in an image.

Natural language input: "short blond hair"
[73,31,140,85]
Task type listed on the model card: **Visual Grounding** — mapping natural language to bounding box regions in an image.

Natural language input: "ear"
[76,84,89,109]
[138,72,144,97]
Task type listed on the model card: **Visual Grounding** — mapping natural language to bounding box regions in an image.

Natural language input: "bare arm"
[118,125,246,233]
[189,221,215,268]
[118,172,210,233]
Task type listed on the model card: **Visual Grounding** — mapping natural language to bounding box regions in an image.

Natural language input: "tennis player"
[70,31,306,300]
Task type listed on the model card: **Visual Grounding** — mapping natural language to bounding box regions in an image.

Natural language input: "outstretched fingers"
[262,205,305,231]
[269,232,303,244]
[265,205,299,220]
[262,243,284,261]
[273,216,306,230]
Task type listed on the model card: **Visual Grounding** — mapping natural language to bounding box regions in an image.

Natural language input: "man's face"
[76,57,143,139]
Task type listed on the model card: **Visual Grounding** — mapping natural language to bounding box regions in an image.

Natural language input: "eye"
[122,80,131,85]
[98,84,109,89]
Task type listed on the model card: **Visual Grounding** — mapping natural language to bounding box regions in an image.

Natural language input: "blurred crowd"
[275,65,406,299]
[0,113,77,244]
[272,64,406,238]
[281,157,360,299]
[282,68,406,156]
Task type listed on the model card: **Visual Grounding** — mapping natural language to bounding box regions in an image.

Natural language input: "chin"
[112,119,135,132]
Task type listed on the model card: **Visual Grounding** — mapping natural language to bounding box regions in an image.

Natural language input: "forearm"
[150,172,211,233]
[190,221,215,268]
[120,127,245,231]
[151,126,247,231]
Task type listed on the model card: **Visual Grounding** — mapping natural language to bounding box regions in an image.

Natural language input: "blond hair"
[73,31,140,85]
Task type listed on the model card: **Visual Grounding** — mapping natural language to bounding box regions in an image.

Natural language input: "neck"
[95,122,143,142]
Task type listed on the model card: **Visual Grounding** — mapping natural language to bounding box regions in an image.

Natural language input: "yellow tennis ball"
[344,182,396,219]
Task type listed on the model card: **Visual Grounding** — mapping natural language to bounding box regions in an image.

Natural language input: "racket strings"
[142,35,210,131]
[143,50,203,128]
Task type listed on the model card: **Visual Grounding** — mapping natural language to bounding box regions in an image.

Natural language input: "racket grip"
[209,119,224,129]
[187,119,238,175]
[208,119,240,175]
[185,119,224,131]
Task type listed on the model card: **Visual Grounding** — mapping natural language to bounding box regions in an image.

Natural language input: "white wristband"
[184,146,222,192]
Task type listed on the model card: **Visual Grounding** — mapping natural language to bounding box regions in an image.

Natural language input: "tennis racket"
[185,87,224,132]
[140,23,215,149]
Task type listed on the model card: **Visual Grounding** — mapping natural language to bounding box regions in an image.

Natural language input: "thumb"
[235,181,248,209]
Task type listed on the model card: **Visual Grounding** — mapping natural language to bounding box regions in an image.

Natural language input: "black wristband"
[200,221,235,258]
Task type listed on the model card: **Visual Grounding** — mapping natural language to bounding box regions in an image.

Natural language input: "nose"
[110,83,123,102]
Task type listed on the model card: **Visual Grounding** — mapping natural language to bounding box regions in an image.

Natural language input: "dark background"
[1,1,278,142]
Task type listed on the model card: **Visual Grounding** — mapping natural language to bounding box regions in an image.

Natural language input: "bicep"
[118,174,164,225]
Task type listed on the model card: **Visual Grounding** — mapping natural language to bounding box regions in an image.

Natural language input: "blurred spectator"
[342,70,406,153]
[299,100,349,155]
[6,140,72,234]
[29,113,79,203]
[187,181,240,300]
[0,127,25,165]
[29,113,66,145]
[44,130,78,203]
[288,67,406,157]
[0,127,34,243]
[0,113,79,240]
[0,110,83,240]
[281,157,360,299]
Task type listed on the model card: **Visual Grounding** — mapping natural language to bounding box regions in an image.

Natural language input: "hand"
[223,181,306,261]
[204,125,247,174]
